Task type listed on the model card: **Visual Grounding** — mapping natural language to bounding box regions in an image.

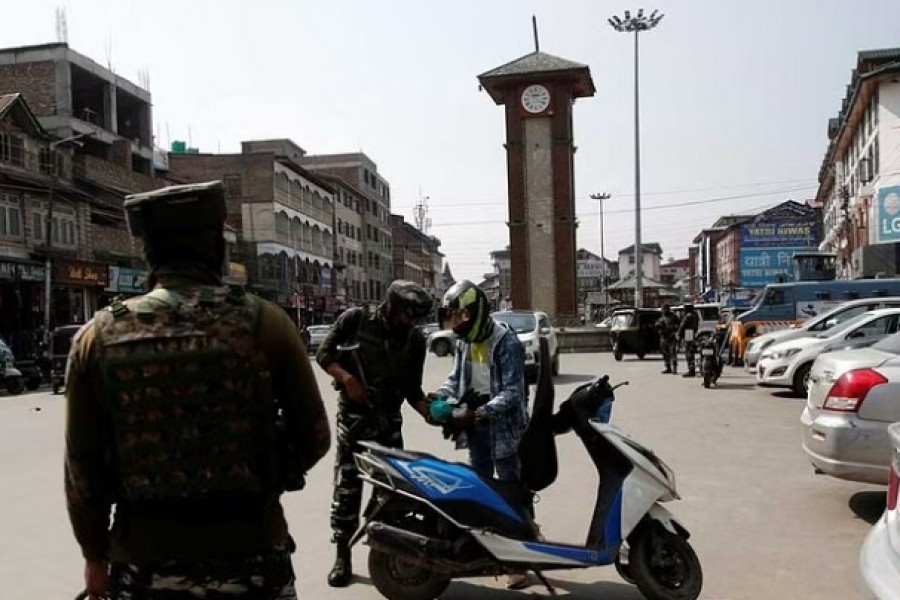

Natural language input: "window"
[33,205,77,247]
[0,134,24,167]
[0,193,22,238]
[39,148,57,175]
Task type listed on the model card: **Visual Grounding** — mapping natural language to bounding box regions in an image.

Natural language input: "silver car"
[859,421,900,598]
[306,324,333,354]
[802,333,900,484]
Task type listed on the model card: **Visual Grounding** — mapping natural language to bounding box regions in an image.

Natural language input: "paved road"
[0,352,884,599]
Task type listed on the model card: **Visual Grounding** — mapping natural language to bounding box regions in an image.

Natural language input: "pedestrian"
[431,280,532,589]
[64,181,332,600]
[316,280,435,588]
[679,303,700,377]
[656,304,680,374]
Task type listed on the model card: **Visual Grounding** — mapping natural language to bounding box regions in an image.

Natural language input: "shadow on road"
[769,390,804,401]
[849,490,886,525]
[551,374,595,385]
[712,381,757,391]
[442,578,643,599]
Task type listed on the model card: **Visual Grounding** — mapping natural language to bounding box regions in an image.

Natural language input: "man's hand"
[451,408,477,429]
[84,559,108,599]
[341,374,368,405]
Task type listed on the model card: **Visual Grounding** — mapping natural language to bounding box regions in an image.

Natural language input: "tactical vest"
[93,286,275,504]
[345,307,417,412]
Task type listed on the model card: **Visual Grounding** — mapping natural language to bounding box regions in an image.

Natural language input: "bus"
[728,278,900,365]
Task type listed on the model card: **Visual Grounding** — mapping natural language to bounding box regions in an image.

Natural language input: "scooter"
[352,349,702,600]
[699,329,728,389]
[1,354,25,395]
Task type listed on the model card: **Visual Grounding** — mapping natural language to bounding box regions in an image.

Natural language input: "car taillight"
[888,450,899,512]
[822,369,887,412]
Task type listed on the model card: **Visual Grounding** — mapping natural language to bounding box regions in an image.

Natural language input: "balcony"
[274,187,332,227]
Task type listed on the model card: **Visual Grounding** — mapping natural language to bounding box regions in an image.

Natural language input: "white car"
[745,297,900,370]
[306,324,333,353]
[492,310,560,382]
[757,309,900,396]
[859,421,900,598]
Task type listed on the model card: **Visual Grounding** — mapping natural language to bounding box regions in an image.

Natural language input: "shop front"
[0,259,46,358]
[52,260,109,327]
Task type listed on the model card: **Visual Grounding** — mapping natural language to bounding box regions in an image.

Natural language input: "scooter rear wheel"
[5,377,25,395]
[368,548,450,600]
[630,524,702,600]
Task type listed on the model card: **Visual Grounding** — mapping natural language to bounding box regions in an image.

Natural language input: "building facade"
[302,153,393,305]
[617,242,663,282]
[167,139,337,324]
[817,48,900,279]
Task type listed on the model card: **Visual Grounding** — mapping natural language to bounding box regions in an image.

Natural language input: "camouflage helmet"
[383,280,433,324]
[124,181,226,239]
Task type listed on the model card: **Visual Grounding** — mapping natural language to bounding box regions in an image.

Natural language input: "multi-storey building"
[389,215,443,305]
[488,246,512,309]
[817,48,900,278]
[302,153,393,305]
[0,43,159,354]
[315,173,366,309]
[167,139,336,324]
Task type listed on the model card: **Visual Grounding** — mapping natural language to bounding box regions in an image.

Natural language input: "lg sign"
[878,186,900,243]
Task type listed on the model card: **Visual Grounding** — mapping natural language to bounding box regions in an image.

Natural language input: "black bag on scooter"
[518,337,558,492]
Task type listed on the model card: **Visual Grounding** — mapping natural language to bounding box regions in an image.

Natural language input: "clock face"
[520,84,551,114]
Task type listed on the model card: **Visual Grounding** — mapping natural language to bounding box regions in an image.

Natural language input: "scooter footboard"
[645,503,690,538]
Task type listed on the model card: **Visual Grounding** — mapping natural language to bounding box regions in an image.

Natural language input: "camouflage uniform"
[65,181,330,600]
[316,306,427,544]
[656,312,680,373]
[679,309,700,375]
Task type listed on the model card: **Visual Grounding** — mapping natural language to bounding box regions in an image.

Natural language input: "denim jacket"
[435,322,527,459]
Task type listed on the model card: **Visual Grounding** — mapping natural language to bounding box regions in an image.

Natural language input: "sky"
[3,0,900,282]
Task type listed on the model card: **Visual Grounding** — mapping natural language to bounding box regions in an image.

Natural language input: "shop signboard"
[108,267,147,294]
[54,260,109,287]
[739,246,816,288]
[876,185,900,244]
[740,220,819,248]
[223,262,247,285]
[0,260,46,282]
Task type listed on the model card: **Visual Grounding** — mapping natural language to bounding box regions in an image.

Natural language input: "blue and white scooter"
[352,342,702,600]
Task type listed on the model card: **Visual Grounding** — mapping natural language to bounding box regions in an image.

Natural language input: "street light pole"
[608,8,663,308]
[590,192,610,301]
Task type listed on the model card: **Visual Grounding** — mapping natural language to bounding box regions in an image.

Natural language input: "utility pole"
[590,192,611,305]
[43,132,94,341]
[608,9,664,308]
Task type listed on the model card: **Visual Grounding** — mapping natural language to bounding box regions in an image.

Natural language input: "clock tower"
[479,51,595,323]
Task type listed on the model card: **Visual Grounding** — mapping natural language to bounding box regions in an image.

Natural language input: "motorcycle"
[352,344,702,600]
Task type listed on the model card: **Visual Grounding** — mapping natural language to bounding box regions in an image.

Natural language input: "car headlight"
[767,348,801,360]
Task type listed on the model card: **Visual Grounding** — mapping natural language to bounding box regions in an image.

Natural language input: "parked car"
[757,308,900,396]
[492,310,559,382]
[744,297,900,370]
[427,329,457,357]
[859,421,900,597]
[594,316,613,331]
[306,324,333,354]
[802,333,900,484]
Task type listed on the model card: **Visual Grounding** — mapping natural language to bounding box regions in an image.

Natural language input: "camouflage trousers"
[660,336,678,371]
[332,408,403,544]
[683,341,698,373]
[107,546,295,599]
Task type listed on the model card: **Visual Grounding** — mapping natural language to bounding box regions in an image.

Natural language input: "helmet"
[123,181,226,272]
[439,280,492,343]
[383,280,433,328]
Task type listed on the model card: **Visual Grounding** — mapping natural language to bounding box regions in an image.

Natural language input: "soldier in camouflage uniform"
[316,281,434,587]
[656,304,680,374]
[679,303,701,377]
[64,181,331,600]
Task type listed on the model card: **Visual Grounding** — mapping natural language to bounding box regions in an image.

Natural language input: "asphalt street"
[0,352,885,599]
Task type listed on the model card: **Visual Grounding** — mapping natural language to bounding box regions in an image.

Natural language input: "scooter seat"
[357,441,435,463]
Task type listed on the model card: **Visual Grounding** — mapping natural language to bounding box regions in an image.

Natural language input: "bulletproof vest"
[93,286,275,504]
[348,308,416,411]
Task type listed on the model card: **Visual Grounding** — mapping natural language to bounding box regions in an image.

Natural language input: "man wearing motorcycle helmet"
[316,280,435,587]
[432,280,530,588]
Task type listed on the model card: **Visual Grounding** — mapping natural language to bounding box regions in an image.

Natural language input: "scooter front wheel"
[630,524,702,600]
[368,548,450,600]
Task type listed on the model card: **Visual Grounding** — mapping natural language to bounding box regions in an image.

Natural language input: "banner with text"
[740,221,819,248]
[739,247,815,287]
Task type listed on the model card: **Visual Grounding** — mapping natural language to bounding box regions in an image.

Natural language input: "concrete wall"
[524,117,556,316]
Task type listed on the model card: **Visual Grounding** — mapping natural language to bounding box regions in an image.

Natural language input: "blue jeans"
[468,431,521,482]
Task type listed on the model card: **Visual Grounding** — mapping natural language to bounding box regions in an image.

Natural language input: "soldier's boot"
[682,370,696,378]
[328,543,353,587]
